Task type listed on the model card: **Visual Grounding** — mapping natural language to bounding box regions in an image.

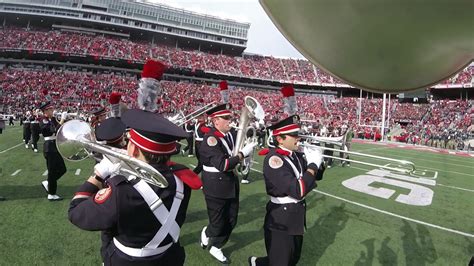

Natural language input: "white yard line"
[252,161,260,165]
[75,169,81,176]
[189,164,196,168]
[250,168,263,174]
[0,143,23,154]
[437,184,474,193]
[363,147,474,168]
[42,170,48,176]
[349,152,473,177]
[312,189,474,238]
[340,164,474,195]
[11,169,22,176]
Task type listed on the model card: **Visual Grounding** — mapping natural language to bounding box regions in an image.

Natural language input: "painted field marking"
[470,154,474,157]
[437,184,474,193]
[312,189,474,238]
[0,143,23,154]
[11,169,22,176]
[42,170,48,176]
[361,148,473,170]
[75,169,81,176]
[250,168,263,174]
[252,161,260,165]
[448,151,456,155]
[353,150,473,176]
[350,165,473,193]
[189,164,196,168]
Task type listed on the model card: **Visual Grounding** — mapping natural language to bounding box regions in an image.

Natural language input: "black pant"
[31,126,40,150]
[323,143,334,166]
[183,133,194,155]
[31,131,40,150]
[23,125,31,143]
[193,141,203,174]
[255,228,303,266]
[44,152,67,195]
[204,195,239,248]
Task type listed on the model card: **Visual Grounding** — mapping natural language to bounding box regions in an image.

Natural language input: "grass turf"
[0,124,473,265]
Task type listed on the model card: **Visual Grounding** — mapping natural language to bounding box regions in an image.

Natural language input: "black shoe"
[0,196,6,201]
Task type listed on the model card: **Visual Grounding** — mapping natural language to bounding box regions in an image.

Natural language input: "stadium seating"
[1,67,472,150]
[2,27,472,86]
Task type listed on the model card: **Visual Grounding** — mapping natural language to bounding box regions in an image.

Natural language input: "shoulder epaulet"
[276,149,291,156]
[168,161,202,190]
[213,131,225,138]
[258,148,270,156]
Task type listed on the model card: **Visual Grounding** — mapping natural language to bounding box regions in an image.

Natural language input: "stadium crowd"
[2,27,473,86]
[1,67,473,150]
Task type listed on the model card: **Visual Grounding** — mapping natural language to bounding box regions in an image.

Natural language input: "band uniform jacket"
[68,163,197,263]
[40,116,60,153]
[199,128,240,199]
[262,148,323,235]
[30,116,40,133]
[194,122,207,142]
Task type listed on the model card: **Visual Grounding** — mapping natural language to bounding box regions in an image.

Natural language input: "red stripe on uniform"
[210,110,232,118]
[224,159,229,171]
[74,192,93,197]
[273,124,300,136]
[299,179,305,198]
[129,129,176,154]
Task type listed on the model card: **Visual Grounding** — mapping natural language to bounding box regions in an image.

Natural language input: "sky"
[148,0,305,59]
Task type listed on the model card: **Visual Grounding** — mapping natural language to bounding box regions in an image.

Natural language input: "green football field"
[0,125,473,265]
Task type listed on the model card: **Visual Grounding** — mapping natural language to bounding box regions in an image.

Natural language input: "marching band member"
[182,120,195,157]
[199,103,257,264]
[68,59,202,265]
[39,101,67,201]
[90,106,107,129]
[22,110,31,148]
[30,109,41,153]
[249,115,325,266]
[193,113,209,174]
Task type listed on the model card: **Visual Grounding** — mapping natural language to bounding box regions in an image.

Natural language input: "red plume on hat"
[138,59,167,112]
[109,92,122,118]
[141,59,167,80]
[219,80,229,104]
[42,89,51,101]
[99,93,107,107]
[280,85,298,115]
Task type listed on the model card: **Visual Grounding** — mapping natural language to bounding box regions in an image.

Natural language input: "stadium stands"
[1,66,472,150]
[2,27,472,86]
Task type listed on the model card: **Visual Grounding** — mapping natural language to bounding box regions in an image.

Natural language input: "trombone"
[166,101,217,126]
[56,120,168,188]
[178,101,217,127]
[298,135,416,174]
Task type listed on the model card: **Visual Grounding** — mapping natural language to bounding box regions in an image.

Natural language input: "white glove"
[240,141,258,158]
[94,157,121,181]
[60,111,68,121]
[304,145,323,168]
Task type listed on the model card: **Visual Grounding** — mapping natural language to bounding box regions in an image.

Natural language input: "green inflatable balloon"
[260,0,474,92]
